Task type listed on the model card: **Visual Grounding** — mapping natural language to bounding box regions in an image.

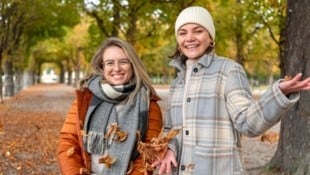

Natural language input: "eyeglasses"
[103,58,131,68]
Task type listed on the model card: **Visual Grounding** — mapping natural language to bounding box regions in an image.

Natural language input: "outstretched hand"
[279,73,310,95]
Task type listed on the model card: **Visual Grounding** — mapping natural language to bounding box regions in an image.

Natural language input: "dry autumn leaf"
[79,167,91,175]
[104,123,118,139]
[137,128,181,174]
[105,122,128,142]
[0,120,4,134]
[66,146,75,157]
[113,130,128,142]
[284,75,292,81]
[98,152,117,168]
[80,129,87,136]
[126,161,134,174]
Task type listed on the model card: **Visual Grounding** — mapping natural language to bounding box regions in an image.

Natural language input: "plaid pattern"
[164,54,299,175]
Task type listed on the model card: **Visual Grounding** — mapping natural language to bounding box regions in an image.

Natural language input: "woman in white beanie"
[152,6,310,175]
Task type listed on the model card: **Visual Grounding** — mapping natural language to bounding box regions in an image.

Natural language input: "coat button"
[181,165,186,170]
[185,130,189,135]
[186,97,191,102]
[193,68,198,72]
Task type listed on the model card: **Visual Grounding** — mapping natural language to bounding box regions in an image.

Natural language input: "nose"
[112,62,121,71]
[185,32,195,41]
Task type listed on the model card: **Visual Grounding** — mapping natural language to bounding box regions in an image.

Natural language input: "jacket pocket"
[193,146,243,175]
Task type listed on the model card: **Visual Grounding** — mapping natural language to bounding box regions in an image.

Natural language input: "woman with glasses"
[57,37,163,175]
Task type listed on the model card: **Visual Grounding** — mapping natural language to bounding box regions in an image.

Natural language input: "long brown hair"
[79,37,158,103]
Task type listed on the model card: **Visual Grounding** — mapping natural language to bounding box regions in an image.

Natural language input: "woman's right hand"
[151,149,178,175]
[279,73,310,95]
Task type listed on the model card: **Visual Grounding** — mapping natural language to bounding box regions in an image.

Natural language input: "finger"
[293,73,303,80]
[166,162,171,174]
[151,160,160,167]
[172,158,178,167]
[285,73,301,83]
[158,163,166,175]
[301,77,310,85]
[286,73,302,86]
[293,77,310,89]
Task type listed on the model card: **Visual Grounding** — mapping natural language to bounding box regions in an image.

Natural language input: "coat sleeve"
[56,99,85,175]
[225,63,299,137]
[130,100,163,175]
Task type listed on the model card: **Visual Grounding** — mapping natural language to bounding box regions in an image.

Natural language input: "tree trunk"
[0,73,3,102]
[269,0,310,174]
[14,69,23,94]
[59,63,65,84]
[3,60,14,97]
[67,70,72,86]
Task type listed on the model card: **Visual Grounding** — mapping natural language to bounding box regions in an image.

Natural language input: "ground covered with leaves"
[0,84,278,175]
[0,84,74,175]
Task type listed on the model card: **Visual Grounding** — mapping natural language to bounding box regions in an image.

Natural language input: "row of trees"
[0,0,309,174]
[1,0,285,98]
[0,0,81,97]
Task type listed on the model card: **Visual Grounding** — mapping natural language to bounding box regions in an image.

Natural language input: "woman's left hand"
[279,73,310,95]
[152,149,177,175]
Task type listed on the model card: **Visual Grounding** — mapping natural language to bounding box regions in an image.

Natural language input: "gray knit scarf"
[82,75,149,174]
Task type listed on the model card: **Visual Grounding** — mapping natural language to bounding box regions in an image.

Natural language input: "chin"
[113,81,129,86]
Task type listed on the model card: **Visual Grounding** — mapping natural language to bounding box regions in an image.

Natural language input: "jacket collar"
[169,53,214,72]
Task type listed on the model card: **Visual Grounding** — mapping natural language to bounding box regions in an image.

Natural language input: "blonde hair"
[79,37,158,102]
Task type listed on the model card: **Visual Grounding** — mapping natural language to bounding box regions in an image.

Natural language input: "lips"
[185,44,199,49]
[111,74,124,79]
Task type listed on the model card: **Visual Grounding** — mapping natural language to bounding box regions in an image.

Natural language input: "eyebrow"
[178,24,204,31]
[103,58,129,61]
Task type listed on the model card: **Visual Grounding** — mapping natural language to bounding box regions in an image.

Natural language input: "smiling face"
[102,46,133,85]
[176,23,213,60]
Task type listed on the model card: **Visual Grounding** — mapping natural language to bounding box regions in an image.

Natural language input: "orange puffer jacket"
[56,88,163,175]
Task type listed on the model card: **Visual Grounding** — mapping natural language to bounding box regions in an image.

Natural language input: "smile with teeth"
[112,74,124,79]
[186,44,199,49]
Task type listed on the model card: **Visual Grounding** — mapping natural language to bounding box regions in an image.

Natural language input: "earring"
[210,42,215,48]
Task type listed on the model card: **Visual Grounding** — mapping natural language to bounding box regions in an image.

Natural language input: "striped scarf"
[82,75,149,174]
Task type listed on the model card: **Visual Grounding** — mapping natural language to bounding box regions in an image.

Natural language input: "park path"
[0,83,278,174]
[0,84,74,174]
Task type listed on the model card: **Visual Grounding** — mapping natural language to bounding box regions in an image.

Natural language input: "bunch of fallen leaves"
[80,123,129,169]
[137,128,181,174]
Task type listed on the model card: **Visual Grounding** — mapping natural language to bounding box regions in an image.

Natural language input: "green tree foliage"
[63,18,91,85]
[209,0,284,83]
[0,0,81,97]
[82,0,203,83]
[1,0,289,92]
[23,0,81,48]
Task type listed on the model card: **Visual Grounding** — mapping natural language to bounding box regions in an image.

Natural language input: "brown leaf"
[104,123,119,139]
[187,163,195,169]
[126,161,134,174]
[79,167,90,175]
[113,131,128,142]
[7,141,17,149]
[80,130,87,136]
[98,152,117,168]
[66,146,75,157]
[284,75,292,81]
[137,128,181,174]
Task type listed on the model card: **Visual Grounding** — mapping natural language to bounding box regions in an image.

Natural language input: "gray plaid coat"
[163,54,299,175]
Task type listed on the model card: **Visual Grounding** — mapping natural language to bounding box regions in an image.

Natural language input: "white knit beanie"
[175,6,215,40]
